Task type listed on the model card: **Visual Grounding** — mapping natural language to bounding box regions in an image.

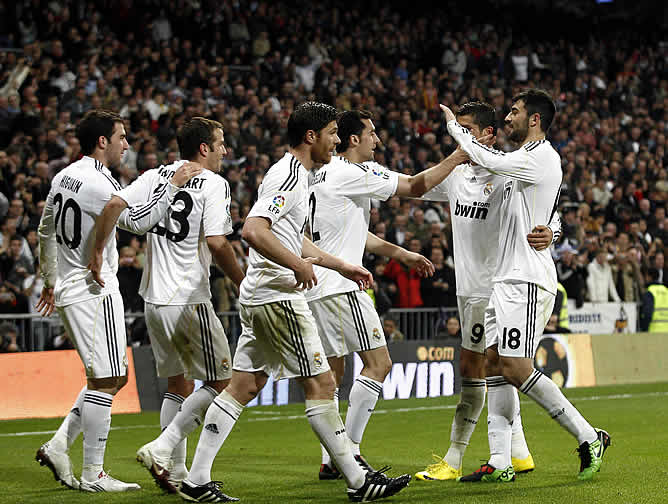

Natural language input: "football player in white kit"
[414,102,560,482]
[442,90,610,482]
[34,110,199,493]
[88,118,245,494]
[307,109,483,479]
[178,102,411,503]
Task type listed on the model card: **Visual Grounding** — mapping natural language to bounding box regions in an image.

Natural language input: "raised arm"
[441,105,544,184]
[394,148,469,198]
[88,162,203,286]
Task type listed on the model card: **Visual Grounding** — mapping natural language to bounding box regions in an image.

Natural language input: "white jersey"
[37,157,121,306]
[239,153,310,306]
[305,156,398,301]
[116,161,233,305]
[423,163,561,298]
[38,156,186,306]
[447,120,562,294]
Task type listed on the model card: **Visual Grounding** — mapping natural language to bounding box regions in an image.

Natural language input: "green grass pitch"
[1,382,667,503]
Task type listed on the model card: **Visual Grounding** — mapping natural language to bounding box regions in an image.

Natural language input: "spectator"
[383,317,404,343]
[586,249,621,302]
[445,316,461,339]
[0,322,21,353]
[639,268,668,332]
[611,248,644,302]
[420,247,456,308]
[556,243,587,308]
[384,252,423,309]
[117,246,143,314]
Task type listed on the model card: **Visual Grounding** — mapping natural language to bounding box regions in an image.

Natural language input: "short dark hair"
[9,234,22,243]
[76,109,123,155]
[336,110,373,153]
[648,267,660,283]
[287,102,338,148]
[456,102,496,134]
[177,117,223,160]
[512,89,556,133]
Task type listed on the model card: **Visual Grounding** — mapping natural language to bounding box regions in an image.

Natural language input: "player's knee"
[498,359,525,388]
[115,374,128,392]
[460,351,485,379]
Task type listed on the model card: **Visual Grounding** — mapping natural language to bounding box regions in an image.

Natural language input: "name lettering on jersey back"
[157,166,206,190]
[454,199,489,220]
[59,175,83,194]
[311,170,327,185]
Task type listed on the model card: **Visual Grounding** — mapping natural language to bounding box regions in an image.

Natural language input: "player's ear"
[304,129,316,145]
[98,135,107,149]
[350,134,360,147]
[199,141,209,156]
[529,112,541,129]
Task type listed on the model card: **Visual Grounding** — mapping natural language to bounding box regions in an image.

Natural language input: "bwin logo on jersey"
[454,199,489,220]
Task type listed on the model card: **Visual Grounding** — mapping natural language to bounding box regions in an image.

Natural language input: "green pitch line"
[0,383,666,504]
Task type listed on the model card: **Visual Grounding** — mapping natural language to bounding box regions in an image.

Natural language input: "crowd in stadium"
[0,0,666,349]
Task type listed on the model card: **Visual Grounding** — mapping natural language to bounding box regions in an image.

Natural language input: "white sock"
[320,388,339,466]
[520,370,597,445]
[187,390,243,486]
[81,390,113,481]
[444,378,486,469]
[51,386,86,452]
[306,399,365,490]
[346,376,382,456]
[486,376,515,470]
[160,392,187,475]
[510,388,530,460]
[156,386,218,461]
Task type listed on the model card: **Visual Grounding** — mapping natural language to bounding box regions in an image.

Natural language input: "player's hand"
[339,263,373,290]
[294,257,320,290]
[35,286,55,317]
[439,104,456,123]
[87,250,105,287]
[171,161,204,187]
[476,133,496,147]
[527,225,553,251]
[402,251,435,277]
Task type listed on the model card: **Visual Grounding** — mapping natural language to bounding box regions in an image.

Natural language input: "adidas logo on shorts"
[205,423,220,434]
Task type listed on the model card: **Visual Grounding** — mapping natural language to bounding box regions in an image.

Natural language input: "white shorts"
[58,293,128,379]
[234,299,330,380]
[145,301,232,381]
[457,296,489,354]
[308,290,386,358]
[485,281,555,358]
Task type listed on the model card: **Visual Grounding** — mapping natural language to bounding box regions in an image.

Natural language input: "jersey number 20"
[53,193,82,249]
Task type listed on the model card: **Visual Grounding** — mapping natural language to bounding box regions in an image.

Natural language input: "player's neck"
[289,146,313,171]
[189,156,212,172]
[88,151,107,168]
[342,150,365,164]
[519,129,545,147]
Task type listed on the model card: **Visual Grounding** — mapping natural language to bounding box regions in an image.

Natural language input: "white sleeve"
[37,188,58,288]
[248,168,304,226]
[335,161,399,201]
[203,177,233,237]
[116,170,180,234]
[548,210,562,245]
[447,119,546,184]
